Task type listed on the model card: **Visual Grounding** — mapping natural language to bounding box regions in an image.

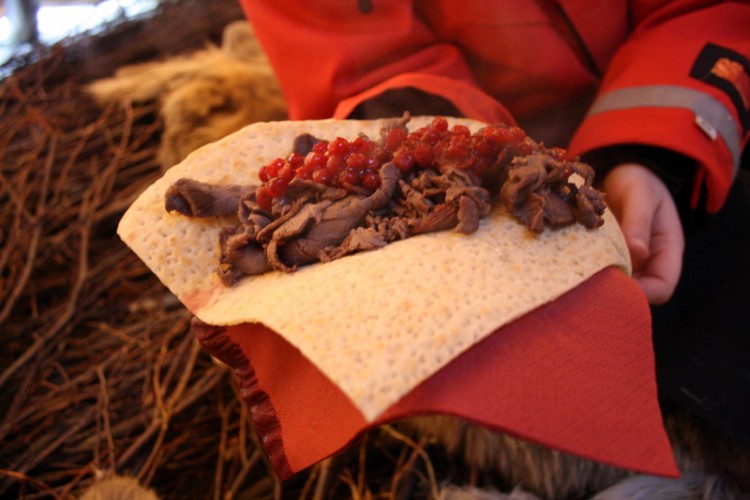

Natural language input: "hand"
[601,163,684,304]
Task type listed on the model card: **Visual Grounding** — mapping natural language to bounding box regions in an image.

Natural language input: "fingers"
[614,176,657,270]
[602,164,684,304]
[631,194,684,304]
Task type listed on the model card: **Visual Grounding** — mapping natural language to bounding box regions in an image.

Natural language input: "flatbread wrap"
[118,116,678,479]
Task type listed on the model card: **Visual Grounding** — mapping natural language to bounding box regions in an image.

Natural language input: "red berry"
[481,125,524,146]
[393,149,415,171]
[258,166,270,183]
[431,116,449,132]
[507,126,526,143]
[304,151,326,169]
[411,143,434,167]
[472,135,498,156]
[445,137,469,159]
[312,141,329,154]
[267,177,288,197]
[346,152,366,170]
[326,155,345,175]
[327,137,350,156]
[287,152,305,167]
[366,157,381,171]
[295,166,313,180]
[266,158,285,178]
[255,186,272,210]
[312,168,331,185]
[384,127,407,151]
[351,136,373,154]
[423,128,444,145]
[277,165,294,183]
[361,170,380,190]
[451,124,471,138]
[338,167,360,186]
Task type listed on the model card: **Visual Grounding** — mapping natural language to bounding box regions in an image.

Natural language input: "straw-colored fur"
[86,21,287,170]
[79,474,158,500]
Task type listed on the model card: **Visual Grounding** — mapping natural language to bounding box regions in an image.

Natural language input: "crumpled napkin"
[195,267,678,479]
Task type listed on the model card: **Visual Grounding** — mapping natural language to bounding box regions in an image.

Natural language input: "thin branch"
[0,470,62,500]
[0,134,54,329]
[96,367,117,470]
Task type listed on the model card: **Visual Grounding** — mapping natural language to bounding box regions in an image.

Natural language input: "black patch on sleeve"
[690,43,750,133]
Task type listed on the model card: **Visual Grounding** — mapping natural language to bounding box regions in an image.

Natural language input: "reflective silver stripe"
[587,85,741,176]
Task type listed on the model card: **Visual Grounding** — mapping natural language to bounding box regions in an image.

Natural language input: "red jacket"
[239,0,750,212]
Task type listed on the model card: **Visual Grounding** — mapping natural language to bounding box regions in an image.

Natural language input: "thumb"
[618,186,656,272]
[603,166,657,271]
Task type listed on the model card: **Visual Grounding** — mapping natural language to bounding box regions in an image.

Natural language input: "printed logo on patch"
[691,43,750,133]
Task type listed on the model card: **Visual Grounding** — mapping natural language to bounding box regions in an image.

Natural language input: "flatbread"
[118,116,631,421]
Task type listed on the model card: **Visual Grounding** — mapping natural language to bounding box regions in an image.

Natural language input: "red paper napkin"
[194,267,678,479]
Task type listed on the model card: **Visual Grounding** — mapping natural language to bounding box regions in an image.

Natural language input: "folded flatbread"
[118,117,677,478]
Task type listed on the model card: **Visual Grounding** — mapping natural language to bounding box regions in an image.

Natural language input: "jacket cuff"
[569,100,737,213]
[581,144,700,226]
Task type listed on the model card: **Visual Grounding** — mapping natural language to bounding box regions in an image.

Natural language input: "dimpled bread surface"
[118,117,631,422]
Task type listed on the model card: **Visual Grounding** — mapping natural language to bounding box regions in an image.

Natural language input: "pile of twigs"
[0,3,447,499]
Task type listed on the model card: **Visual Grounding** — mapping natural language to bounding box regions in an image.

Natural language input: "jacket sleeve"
[567,1,750,213]
[238,0,514,124]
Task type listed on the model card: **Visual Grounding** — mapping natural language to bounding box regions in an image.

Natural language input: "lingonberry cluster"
[254,117,532,210]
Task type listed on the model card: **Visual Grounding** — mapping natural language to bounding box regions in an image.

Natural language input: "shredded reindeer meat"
[500,154,604,233]
[165,178,255,218]
[165,116,606,285]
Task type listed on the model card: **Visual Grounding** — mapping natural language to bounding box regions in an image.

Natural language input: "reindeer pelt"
[440,474,746,500]
[591,473,747,500]
[401,406,750,500]
[400,415,628,499]
[86,21,287,170]
[439,484,543,500]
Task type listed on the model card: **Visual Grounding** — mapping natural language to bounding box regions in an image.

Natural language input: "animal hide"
[401,415,626,499]
[405,406,750,499]
[87,21,287,170]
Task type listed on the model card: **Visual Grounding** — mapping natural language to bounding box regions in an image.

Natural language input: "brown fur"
[400,415,627,499]
[86,21,287,170]
[402,406,750,499]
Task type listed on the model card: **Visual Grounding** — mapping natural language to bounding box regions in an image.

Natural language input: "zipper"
[358,0,373,14]
[535,0,603,79]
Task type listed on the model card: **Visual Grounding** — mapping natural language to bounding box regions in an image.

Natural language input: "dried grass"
[0,3,449,498]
